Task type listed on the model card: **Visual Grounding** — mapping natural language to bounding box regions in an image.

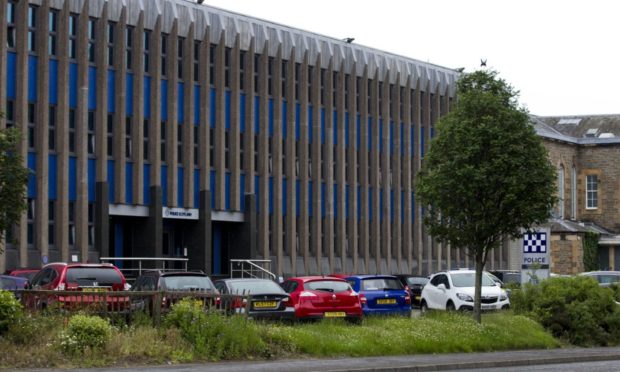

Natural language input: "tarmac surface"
[17,346,620,372]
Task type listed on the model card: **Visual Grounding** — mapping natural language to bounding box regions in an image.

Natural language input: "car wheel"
[420,300,429,314]
[446,301,456,311]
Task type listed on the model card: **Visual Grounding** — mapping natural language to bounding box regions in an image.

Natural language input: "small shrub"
[59,314,113,355]
[0,290,23,334]
[512,276,620,346]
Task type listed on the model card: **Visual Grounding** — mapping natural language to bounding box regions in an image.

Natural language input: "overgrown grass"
[0,310,559,368]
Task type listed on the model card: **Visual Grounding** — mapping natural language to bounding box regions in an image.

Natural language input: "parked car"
[0,274,29,299]
[280,276,363,322]
[394,274,429,307]
[131,271,218,312]
[488,270,521,287]
[420,270,510,312]
[6,268,40,281]
[345,275,411,316]
[580,271,620,287]
[214,278,294,320]
[27,262,130,311]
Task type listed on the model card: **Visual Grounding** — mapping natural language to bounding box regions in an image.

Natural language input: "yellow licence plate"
[324,311,346,318]
[82,287,108,293]
[377,298,397,305]
[253,301,277,309]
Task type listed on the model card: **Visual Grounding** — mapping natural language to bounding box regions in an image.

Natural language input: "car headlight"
[500,291,508,301]
[456,293,473,302]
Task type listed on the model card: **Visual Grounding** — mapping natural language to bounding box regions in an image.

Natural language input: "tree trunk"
[473,251,484,323]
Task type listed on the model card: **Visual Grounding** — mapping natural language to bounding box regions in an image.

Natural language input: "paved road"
[450,360,620,372]
[17,346,620,372]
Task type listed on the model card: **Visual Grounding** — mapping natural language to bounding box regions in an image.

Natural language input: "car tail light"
[215,297,221,307]
[57,283,65,291]
[405,294,411,305]
[282,296,293,307]
[404,285,410,292]
[124,283,131,291]
[359,293,367,306]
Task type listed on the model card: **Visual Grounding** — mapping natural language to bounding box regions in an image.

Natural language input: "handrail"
[100,257,189,278]
[230,259,276,280]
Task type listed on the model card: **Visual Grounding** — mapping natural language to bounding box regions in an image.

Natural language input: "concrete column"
[299,53,310,274]
[346,69,359,274]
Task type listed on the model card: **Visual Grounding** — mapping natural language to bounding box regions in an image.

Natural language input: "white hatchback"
[420,270,510,312]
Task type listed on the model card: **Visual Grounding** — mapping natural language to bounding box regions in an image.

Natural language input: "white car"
[420,270,510,312]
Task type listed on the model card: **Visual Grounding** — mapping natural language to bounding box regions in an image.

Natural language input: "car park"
[132,271,218,312]
[214,278,294,320]
[345,275,411,316]
[580,271,620,287]
[394,274,428,307]
[27,262,130,311]
[281,276,363,322]
[420,270,510,312]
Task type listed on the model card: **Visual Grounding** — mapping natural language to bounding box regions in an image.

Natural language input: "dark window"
[161,34,167,76]
[224,47,231,88]
[294,63,300,101]
[253,54,259,94]
[125,117,132,159]
[307,66,314,102]
[281,60,287,97]
[27,103,35,149]
[66,267,123,285]
[88,111,95,155]
[68,201,75,246]
[239,50,246,91]
[193,125,199,166]
[88,18,96,63]
[239,132,244,171]
[7,1,16,49]
[304,280,351,293]
[193,40,200,82]
[48,9,58,56]
[107,21,115,66]
[143,119,149,161]
[27,199,34,246]
[69,109,76,153]
[177,37,184,79]
[267,57,274,96]
[28,5,36,52]
[143,30,150,73]
[48,201,55,246]
[210,44,217,87]
[177,123,183,164]
[88,203,95,247]
[6,100,14,128]
[107,114,113,157]
[126,26,134,70]
[48,106,56,151]
[160,121,166,162]
[68,14,78,59]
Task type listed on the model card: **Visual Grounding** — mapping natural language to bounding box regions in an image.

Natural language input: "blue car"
[345,275,411,316]
[0,274,29,300]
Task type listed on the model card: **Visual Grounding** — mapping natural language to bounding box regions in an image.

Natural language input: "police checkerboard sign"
[523,232,547,253]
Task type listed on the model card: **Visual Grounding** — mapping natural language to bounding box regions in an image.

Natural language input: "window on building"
[307,66,314,102]
[210,44,217,87]
[48,201,55,246]
[143,30,150,73]
[88,203,95,248]
[193,40,200,83]
[193,125,199,166]
[27,199,34,246]
[88,18,96,63]
[356,77,361,112]
[253,135,258,173]
[267,57,274,96]
[224,47,231,89]
[239,132,244,171]
[210,127,215,168]
[107,21,115,66]
[177,37,184,79]
[6,100,15,128]
[177,123,183,164]
[7,1,16,49]
[586,174,598,209]
[332,71,338,107]
[320,68,325,105]
[281,60,287,97]
[68,201,75,246]
[69,109,76,153]
[28,5,37,52]
[161,33,167,76]
[143,119,149,161]
[125,117,132,159]
[378,81,383,117]
[557,165,564,218]
[48,9,58,56]
[88,111,95,155]
[571,166,577,219]
[69,14,78,59]
[28,103,35,149]
[294,63,300,101]
[126,25,134,70]
[48,106,56,151]
[239,50,246,91]
[107,114,113,157]
[224,130,229,170]
[160,121,166,162]
[253,53,260,94]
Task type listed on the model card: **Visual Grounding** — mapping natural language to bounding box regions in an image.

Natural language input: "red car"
[27,262,130,311]
[280,276,363,322]
[6,268,40,281]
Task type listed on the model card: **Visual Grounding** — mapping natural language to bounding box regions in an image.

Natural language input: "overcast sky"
[204,0,619,117]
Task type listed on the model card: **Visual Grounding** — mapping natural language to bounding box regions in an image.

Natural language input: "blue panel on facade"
[177,82,184,123]
[144,76,151,118]
[48,155,57,200]
[211,170,216,208]
[126,162,133,204]
[308,181,313,217]
[254,96,259,133]
[108,70,115,113]
[282,180,287,216]
[48,60,58,105]
[368,188,373,221]
[194,169,200,208]
[125,73,133,116]
[320,108,325,144]
[268,99,274,136]
[240,93,246,132]
[239,174,245,211]
[27,153,36,198]
[308,106,313,143]
[268,177,273,215]
[161,80,168,121]
[88,66,96,110]
[210,88,216,127]
[108,160,115,203]
[88,159,96,202]
[178,167,184,207]
[194,85,200,125]
[69,156,77,201]
[421,127,425,158]
[282,101,287,138]
[321,182,326,218]
[28,56,37,101]
[161,165,168,206]
[295,103,300,140]
[225,90,230,129]
[69,63,78,107]
[7,52,16,99]
[144,164,150,205]
[296,180,300,217]
[225,172,230,210]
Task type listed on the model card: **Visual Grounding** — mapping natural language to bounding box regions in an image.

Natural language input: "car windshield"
[597,275,620,285]
[450,272,495,287]
[362,278,403,290]
[65,267,123,286]
[163,276,213,290]
[228,280,284,294]
[406,277,428,286]
[305,280,351,293]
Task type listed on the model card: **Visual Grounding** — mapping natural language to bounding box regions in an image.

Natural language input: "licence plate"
[82,287,108,293]
[253,301,277,309]
[377,298,397,305]
[324,311,346,318]
[415,296,421,301]
[482,304,496,310]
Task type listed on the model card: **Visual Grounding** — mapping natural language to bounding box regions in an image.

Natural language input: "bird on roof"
[343,37,355,44]
[480,59,487,67]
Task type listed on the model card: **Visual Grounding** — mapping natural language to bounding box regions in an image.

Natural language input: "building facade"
[0,0,515,277]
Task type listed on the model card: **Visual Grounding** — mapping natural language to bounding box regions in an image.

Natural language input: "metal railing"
[230,259,276,280]
[99,257,189,280]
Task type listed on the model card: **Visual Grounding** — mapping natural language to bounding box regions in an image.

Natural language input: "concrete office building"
[0,0,507,277]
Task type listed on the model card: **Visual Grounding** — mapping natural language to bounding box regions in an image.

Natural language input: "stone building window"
[586,174,598,209]
[571,166,577,219]
[557,165,564,218]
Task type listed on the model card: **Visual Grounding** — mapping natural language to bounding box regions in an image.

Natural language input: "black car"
[214,278,294,320]
[394,275,429,307]
[131,271,218,312]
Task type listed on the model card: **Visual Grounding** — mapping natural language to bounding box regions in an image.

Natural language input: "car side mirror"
[437,283,446,291]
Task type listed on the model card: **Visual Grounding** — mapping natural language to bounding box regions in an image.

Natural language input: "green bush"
[165,298,265,360]
[59,314,113,354]
[511,276,620,346]
[0,290,24,334]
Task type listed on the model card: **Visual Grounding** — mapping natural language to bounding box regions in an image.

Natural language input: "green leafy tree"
[0,127,29,253]
[416,70,556,323]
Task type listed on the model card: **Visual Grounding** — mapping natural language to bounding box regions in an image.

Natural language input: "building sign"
[521,228,550,285]
[162,207,199,220]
